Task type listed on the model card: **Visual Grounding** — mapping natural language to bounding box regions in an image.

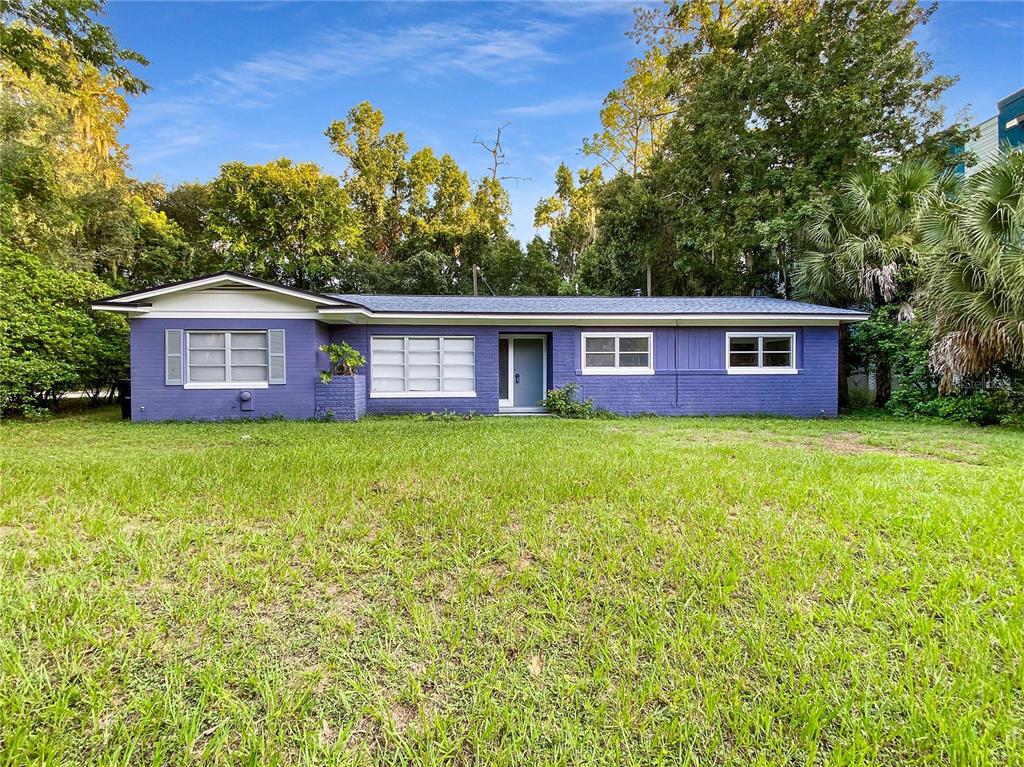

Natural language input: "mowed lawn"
[1,410,1022,766]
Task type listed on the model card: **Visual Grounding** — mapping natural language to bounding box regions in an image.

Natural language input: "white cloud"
[191,19,564,107]
[127,16,570,166]
[533,0,652,20]
[978,16,1024,32]
[500,94,604,117]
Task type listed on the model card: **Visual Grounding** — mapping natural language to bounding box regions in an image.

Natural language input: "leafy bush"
[542,383,601,419]
[848,306,936,407]
[318,342,366,383]
[888,368,1024,426]
[0,246,128,415]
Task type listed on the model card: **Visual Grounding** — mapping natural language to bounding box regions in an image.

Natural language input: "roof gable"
[94,272,347,308]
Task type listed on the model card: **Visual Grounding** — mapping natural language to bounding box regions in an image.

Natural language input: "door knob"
[514,372,520,383]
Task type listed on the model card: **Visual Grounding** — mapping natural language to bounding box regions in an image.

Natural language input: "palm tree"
[919,150,1024,390]
[794,160,947,405]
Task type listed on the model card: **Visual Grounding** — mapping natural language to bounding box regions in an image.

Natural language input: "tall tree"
[325,101,414,261]
[326,101,520,294]
[920,150,1024,388]
[582,48,675,177]
[594,0,969,297]
[0,0,148,95]
[0,57,139,279]
[206,159,360,291]
[794,159,946,404]
[533,163,603,284]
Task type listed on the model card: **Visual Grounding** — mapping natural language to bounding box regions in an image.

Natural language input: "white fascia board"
[119,311,325,319]
[103,274,345,306]
[316,309,864,326]
[91,304,150,315]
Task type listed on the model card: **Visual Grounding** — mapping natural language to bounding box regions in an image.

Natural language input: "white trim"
[126,311,323,320]
[369,391,476,399]
[726,368,800,375]
[582,367,656,376]
[499,336,513,409]
[184,382,269,389]
[725,331,797,374]
[581,331,654,376]
[102,274,347,306]
[498,334,547,410]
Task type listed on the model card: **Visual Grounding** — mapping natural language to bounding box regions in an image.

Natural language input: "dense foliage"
[800,153,1024,420]
[562,0,969,299]
[0,246,127,415]
[920,151,1024,387]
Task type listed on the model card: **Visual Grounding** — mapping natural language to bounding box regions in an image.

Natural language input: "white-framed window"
[725,332,797,374]
[370,336,476,398]
[580,332,654,375]
[185,330,270,388]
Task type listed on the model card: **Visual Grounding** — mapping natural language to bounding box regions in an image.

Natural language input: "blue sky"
[107,1,1024,240]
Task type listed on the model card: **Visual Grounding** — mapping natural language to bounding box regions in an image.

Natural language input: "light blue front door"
[512,337,545,408]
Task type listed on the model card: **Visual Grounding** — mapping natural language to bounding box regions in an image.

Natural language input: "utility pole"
[646,266,652,296]
[472,265,479,296]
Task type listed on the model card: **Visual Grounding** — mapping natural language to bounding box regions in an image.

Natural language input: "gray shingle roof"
[328,294,866,316]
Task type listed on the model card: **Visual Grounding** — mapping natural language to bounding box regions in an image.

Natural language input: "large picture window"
[370,336,476,397]
[581,332,654,375]
[186,331,270,386]
[726,332,796,374]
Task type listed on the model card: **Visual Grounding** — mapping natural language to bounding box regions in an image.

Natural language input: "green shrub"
[888,366,1024,426]
[543,383,600,419]
[0,246,127,415]
[318,342,366,383]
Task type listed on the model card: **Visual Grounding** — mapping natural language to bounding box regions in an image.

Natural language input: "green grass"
[1,409,1022,766]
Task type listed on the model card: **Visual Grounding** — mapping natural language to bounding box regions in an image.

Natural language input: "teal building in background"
[963,86,1024,176]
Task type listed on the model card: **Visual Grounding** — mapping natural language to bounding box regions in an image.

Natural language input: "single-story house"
[92,272,868,421]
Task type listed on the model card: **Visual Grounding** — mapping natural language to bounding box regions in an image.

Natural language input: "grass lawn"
[1,409,1022,766]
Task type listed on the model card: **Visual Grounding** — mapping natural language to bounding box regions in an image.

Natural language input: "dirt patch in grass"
[388,702,418,733]
[768,432,983,464]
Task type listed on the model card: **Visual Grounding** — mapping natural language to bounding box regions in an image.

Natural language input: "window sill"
[725,368,799,375]
[580,368,655,376]
[183,382,270,389]
[370,391,476,399]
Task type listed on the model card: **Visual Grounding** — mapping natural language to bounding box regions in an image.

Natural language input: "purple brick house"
[92,272,867,421]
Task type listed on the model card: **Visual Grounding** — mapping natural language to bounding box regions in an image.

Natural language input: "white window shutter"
[165,329,183,385]
[268,329,286,384]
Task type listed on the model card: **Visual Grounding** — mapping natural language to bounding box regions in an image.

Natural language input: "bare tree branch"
[473,123,530,183]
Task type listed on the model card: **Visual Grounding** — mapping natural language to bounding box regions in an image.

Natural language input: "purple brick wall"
[128,318,329,421]
[556,325,838,417]
[128,319,839,420]
[313,375,366,420]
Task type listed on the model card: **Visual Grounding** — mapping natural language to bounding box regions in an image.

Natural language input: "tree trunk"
[838,324,849,410]
[875,356,892,407]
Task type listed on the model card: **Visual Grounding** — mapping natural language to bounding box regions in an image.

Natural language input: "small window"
[726,333,796,374]
[370,336,476,397]
[186,331,270,386]
[581,333,654,375]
